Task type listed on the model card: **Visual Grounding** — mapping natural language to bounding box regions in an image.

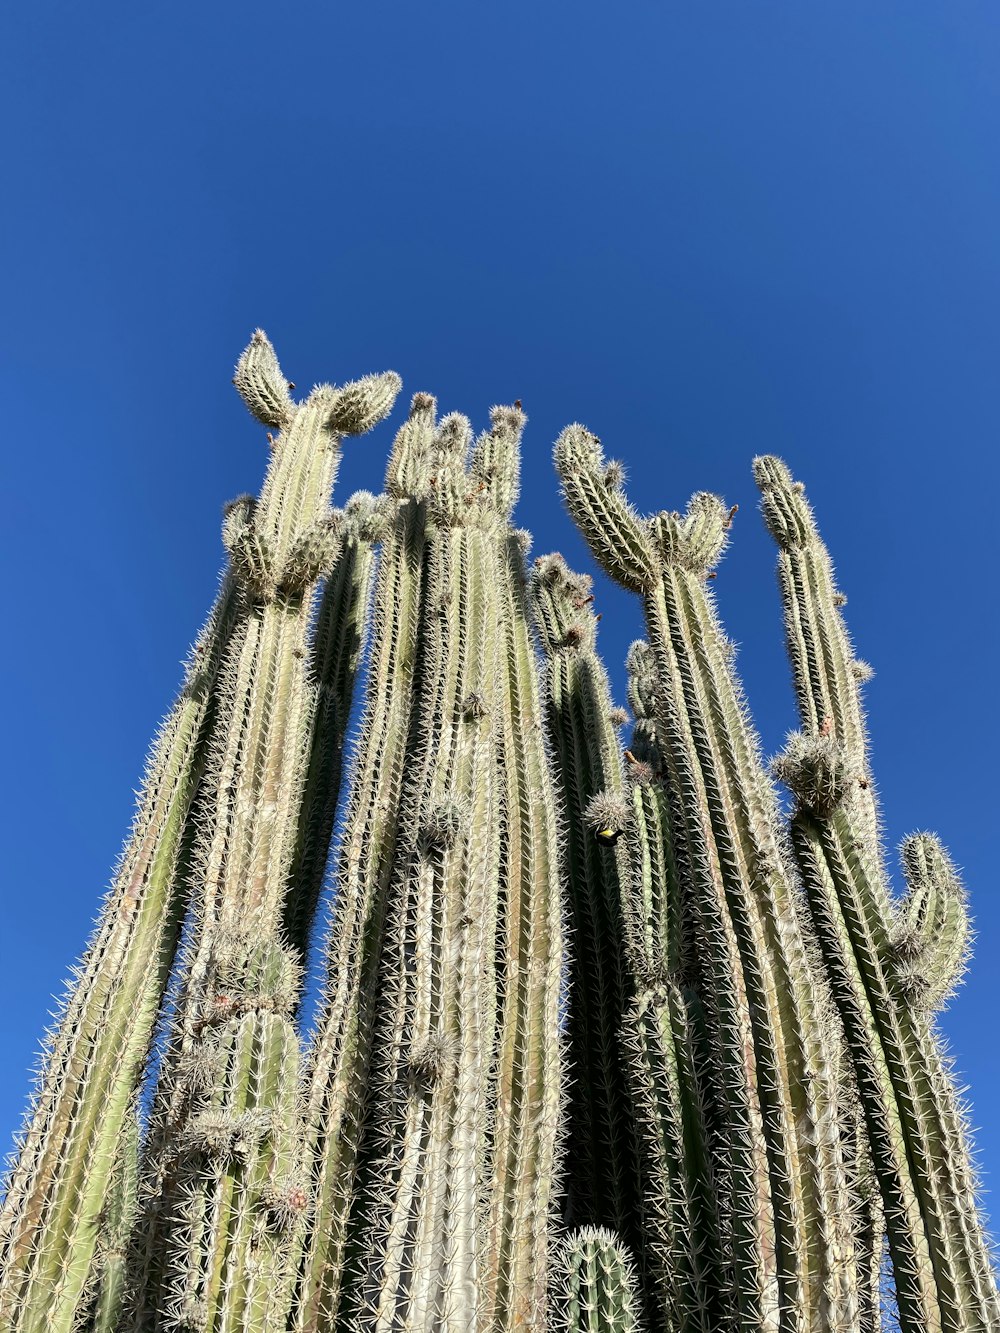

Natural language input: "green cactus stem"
[556,1228,643,1333]
[556,426,859,1332]
[611,642,728,1333]
[529,555,644,1244]
[153,935,306,1333]
[298,402,565,1333]
[756,454,1000,1333]
[0,576,242,1333]
[280,490,389,963]
[287,394,439,1332]
[79,1100,141,1333]
[124,333,400,1330]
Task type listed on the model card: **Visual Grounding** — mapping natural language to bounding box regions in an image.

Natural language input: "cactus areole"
[1,331,996,1333]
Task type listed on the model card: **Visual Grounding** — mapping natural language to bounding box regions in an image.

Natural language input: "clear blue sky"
[2,1,998,1237]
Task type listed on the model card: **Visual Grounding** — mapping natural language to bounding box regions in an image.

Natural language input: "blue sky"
[2,0,999,1239]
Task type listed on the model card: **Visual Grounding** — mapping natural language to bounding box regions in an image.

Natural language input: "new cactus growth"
[2,334,997,1333]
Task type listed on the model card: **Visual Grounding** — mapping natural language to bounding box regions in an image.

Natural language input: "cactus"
[2,334,998,1333]
[556,1228,643,1333]
[293,401,566,1333]
[555,428,860,1331]
[123,332,401,1329]
[0,574,242,1333]
[756,455,999,1333]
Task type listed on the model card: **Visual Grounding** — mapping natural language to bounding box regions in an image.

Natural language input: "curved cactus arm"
[555,1228,644,1333]
[758,455,1000,1332]
[891,835,971,1013]
[556,430,859,1333]
[553,427,656,593]
[288,397,437,1332]
[280,490,389,961]
[233,329,295,429]
[0,576,241,1333]
[528,556,647,1265]
[124,337,400,1329]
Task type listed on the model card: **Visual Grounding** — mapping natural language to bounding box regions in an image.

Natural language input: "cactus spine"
[2,334,997,1333]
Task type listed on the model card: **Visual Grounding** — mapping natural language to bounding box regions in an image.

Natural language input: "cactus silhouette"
[1,335,996,1333]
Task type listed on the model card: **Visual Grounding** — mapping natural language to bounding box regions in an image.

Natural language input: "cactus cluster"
[1,332,996,1333]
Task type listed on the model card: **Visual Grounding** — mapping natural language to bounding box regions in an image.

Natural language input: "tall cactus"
[3,334,998,1333]
[0,571,241,1333]
[756,455,999,1333]
[528,555,644,1243]
[555,428,863,1332]
[294,400,566,1333]
[123,332,400,1329]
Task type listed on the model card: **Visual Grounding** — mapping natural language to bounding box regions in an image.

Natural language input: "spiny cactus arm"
[281,491,388,960]
[0,577,241,1333]
[620,983,727,1333]
[553,426,657,593]
[485,524,567,1332]
[344,514,504,1332]
[469,402,525,518]
[837,1068,886,1333]
[892,835,971,1013]
[385,391,437,498]
[761,459,1000,1330]
[555,1228,643,1333]
[787,811,951,1331]
[126,340,400,1327]
[624,640,663,770]
[140,938,305,1333]
[753,455,870,759]
[528,556,646,1253]
[289,402,436,1332]
[784,772,1000,1330]
[557,430,860,1332]
[78,1101,140,1333]
[233,328,295,429]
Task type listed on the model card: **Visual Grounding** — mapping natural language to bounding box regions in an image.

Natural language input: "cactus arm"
[620,982,724,1333]
[556,1228,643,1333]
[486,521,567,1333]
[528,554,644,1243]
[556,432,860,1332]
[124,337,400,1329]
[280,491,387,961]
[351,515,501,1332]
[288,397,436,1331]
[553,427,656,593]
[614,658,731,1330]
[329,405,564,1332]
[153,938,304,1332]
[892,835,971,1013]
[0,576,241,1333]
[78,1101,140,1333]
[233,328,295,429]
[758,455,1000,1332]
